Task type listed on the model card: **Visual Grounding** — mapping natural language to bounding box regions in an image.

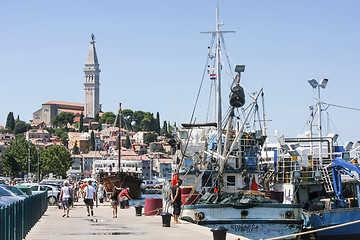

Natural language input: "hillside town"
[0,124,173,181]
[0,34,174,181]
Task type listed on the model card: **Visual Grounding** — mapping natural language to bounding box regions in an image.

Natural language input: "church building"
[32,34,101,125]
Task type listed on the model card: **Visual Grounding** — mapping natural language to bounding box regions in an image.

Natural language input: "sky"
[1,1,360,144]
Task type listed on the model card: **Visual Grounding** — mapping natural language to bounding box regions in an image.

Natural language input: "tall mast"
[215,5,223,155]
[201,5,235,156]
[118,103,122,172]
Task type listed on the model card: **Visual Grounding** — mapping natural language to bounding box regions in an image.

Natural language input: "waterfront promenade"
[25,201,245,240]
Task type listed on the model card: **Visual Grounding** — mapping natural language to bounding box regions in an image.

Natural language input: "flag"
[210,74,216,80]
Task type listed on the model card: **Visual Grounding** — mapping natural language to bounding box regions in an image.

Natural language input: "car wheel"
[48,196,57,205]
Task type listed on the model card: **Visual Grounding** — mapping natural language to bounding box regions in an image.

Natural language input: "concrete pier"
[25,202,247,240]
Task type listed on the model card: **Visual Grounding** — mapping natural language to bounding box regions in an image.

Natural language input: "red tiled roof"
[43,101,84,107]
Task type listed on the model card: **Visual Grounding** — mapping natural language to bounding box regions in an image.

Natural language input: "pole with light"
[308,78,328,169]
[28,141,31,180]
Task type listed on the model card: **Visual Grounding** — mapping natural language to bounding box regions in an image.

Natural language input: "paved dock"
[25,201,246,240]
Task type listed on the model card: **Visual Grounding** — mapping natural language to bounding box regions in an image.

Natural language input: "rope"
[261,218,360,240]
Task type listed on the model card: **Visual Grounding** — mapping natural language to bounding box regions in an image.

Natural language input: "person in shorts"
[110,187,120,218]
[59,180,73,218]
[83,180,96,216]
[171,179,182,224]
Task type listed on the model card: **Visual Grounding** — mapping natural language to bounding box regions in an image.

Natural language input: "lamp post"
[308,78,328,169]
[37,145,40,182]
[28,141,31,181]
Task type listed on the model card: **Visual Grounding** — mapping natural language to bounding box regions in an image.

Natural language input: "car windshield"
[4,186,25,195]
[0,187,13,196]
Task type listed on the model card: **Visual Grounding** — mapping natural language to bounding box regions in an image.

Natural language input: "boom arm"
[330,158,360,207]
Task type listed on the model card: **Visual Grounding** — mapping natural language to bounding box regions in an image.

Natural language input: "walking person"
[119,187,132,208]
[110,187,120,218]
[83,180,96,216]
[59,180,73,218]
[171,179,182,224]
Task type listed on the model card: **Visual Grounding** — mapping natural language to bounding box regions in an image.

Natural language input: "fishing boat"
[99,103,143,199]
[163,6,303,240]
[266,79,360,239]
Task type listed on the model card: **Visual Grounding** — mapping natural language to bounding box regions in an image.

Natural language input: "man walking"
[83,180,96,216]
[171,179,182,224]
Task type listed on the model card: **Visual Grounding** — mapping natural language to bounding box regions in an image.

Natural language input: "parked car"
[24,183,60,204]
[0,186,23,207]
[0,184,28,199]
[16,185,32,196]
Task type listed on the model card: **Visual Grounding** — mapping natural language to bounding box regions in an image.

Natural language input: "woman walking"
[59,180,73,218]
[110,187,120,218]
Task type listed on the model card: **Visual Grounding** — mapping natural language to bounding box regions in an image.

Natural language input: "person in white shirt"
[59,180,73,218]
[83,180,96,216]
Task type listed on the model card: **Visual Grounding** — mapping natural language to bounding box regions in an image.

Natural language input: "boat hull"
[100,172,143,199]
[179,203,303,240]
[305,208,360,240]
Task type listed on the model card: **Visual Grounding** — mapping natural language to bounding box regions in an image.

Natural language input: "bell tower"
[84,33,100,120]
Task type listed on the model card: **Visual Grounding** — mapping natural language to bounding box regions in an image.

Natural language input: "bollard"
[161,212,172,227]
[210,226,228,240]
[120,200,126,209]
[134,205,143,216]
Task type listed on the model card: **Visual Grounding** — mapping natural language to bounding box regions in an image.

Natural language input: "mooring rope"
[261,218,360,240]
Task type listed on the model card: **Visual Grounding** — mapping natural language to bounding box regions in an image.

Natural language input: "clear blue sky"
[1,1,360,144]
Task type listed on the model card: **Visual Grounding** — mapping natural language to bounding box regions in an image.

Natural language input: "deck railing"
[0,192,48,240]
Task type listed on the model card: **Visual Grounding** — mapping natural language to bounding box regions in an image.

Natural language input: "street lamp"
[28,141,31,181]
[308,78,328,169]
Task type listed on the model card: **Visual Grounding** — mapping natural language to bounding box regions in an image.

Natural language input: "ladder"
[321,167,334,193]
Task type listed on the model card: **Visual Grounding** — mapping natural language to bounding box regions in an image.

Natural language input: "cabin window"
[227,176,235,186]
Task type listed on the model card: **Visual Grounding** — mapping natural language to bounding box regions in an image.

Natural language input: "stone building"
[32,34,101,124]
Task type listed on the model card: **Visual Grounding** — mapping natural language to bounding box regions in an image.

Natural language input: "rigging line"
[206,78,215,123]
[180,35,216,166]
[220,34,235,80]
[322,102,360,111]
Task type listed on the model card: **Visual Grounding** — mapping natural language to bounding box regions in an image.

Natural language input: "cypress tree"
[90,131,95,151]
[156,112,160,135]
[80,112,84,132]
[6,112,15,132]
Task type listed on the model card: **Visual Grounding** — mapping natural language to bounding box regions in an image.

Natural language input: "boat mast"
[215,5,223,156]
[118,102,122,172]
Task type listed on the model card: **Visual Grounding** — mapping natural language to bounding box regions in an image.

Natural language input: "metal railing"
[0,192,48,240]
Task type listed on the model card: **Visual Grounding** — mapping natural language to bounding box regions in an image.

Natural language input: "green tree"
[144,132,158,144]
[155,112,161,135]
[94,113,100,122]
[160,121,168,135]
[99,112,116,124]
[6,112,15,133]
[52,112,74,128]
[41,145,72,178]
[90,131,95,151]
[79,112,84,132]
[125,135,131,149]
[13,120,30,134]
[73,141,80,154]
[2,139,38,178]
[54,128,68,146]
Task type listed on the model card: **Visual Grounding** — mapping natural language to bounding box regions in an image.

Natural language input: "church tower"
[84,33,100,120]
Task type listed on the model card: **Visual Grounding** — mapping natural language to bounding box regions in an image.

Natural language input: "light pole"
[28,141,31,181]
[37,145,40,182]
[308,78,328,169]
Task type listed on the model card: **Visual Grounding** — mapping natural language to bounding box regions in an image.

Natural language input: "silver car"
[24,184,60,204]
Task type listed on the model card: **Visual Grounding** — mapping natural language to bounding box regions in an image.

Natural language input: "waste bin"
[135,205,143,216]
[210,226,228,240]
[161,212,172,227]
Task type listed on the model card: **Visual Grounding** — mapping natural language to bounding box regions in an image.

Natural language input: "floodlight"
[327,133,338,142]
[235,65,245,73]
[344,141,354,151]
[353,141,360,150]
[319,78,328,88]
[308,79,318,88]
